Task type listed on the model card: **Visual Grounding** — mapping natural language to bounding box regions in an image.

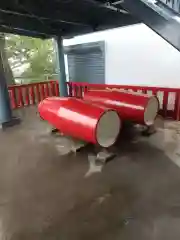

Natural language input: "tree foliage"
[5,35,56,79]
[0,33,15,85]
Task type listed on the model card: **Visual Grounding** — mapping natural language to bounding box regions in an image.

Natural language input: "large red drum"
[83,89,159,125]
[38,97,121,147]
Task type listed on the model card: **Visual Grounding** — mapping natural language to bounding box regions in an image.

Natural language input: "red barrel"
[83,89,159,125]
[38,97,121,147]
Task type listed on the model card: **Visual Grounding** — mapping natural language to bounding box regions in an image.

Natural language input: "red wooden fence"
[8,80,180,121]
[67,82,180,121]
[8,81,59,109]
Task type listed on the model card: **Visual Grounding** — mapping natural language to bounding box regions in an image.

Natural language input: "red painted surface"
[40,84,45,100]
[83,89,159,125]
[25,86,30,106]
[7,80,180,121]
[8,86,17,109]
[55,82,59,96]
[8,81,59,109]
[67,82,180,121]
[29,86,36,105]
[38,97,119,146]
[18,87,24,107]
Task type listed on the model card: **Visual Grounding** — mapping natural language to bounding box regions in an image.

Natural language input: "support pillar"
[55,36,68,97]
[0,56,12,124]
[0,54,19,129]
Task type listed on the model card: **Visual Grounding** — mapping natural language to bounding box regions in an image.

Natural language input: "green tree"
[5,35,56,82]
[0,33,15,85]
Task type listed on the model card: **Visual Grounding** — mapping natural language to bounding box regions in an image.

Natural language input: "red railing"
[8,80,180,121]
[8,81,59,109]
[67,82,180,121]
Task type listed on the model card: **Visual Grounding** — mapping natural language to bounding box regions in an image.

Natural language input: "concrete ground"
[0,106,180,240]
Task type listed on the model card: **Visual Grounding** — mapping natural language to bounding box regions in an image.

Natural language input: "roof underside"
[0,0,140,38]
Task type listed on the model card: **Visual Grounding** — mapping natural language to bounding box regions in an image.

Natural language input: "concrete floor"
[0,107,180,240]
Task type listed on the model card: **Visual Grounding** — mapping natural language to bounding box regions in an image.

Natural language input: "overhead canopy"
[0,0,139,38]
[2,0,180,51]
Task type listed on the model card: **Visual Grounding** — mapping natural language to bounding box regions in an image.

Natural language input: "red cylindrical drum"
[38,97,121,147]
[83,90,159,125]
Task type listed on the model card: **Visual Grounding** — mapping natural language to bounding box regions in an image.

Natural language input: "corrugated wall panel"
[65,41,105,84]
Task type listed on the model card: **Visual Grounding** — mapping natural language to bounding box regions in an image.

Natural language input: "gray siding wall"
[65,41,105,84]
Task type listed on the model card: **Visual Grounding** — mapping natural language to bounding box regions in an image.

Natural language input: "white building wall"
[64,24,180,88]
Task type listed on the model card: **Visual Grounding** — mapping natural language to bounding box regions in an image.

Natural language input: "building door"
[65,41,105,84]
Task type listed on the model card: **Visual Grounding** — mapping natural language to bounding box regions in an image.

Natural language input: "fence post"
[9,87,18,109]
[35,84,41,103]
[29,85,36,105]
[45,83,50,97]
[55,82,59,96]
[174,91,180,121]
[67,82,72,97]
[163,92,168,118]
[152,90,157,96]
[40,84,45,100]
[17,87,24,107]
[25,86,30,106]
